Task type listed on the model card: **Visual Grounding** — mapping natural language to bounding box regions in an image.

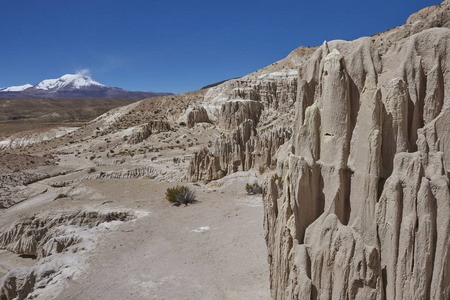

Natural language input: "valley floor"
[0,167,270,299]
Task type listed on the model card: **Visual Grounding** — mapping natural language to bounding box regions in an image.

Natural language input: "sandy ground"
[1,175,271,300]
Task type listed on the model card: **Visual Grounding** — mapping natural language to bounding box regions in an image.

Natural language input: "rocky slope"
[261,1,450,299]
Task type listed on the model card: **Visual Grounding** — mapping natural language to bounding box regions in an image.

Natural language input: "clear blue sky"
[0,0,442,94]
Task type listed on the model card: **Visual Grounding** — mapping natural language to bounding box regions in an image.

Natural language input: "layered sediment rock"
[128,120,171,144]
[263,2,450,299]
[50,165,185,187]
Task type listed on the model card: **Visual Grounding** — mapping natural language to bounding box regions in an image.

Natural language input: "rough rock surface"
[50,165,185,187]
[219,100,263,130]
[187,120,291,181]
[128,120,171,144]
[0,170,77,209]
[263,2,450,299]
[0,210,135,300]
[186,106,210,128]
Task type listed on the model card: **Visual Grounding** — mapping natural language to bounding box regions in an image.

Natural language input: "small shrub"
[272,173,283,188]
[179,122,186,126]
[166,185,196,206]
[54,194,68,200]
[245,182,263,195]
[88,167,96,173]
[259,165,265,175]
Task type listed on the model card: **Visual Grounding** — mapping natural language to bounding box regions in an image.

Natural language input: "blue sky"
[0,0,442,94]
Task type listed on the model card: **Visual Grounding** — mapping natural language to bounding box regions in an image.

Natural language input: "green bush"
[166,185,196,206]
[179,122,186,126]
[245,182,263,195]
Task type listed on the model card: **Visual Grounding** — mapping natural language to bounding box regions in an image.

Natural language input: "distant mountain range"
[0,74,172,99]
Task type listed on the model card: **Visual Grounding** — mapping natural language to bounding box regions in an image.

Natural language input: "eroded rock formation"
[128,120,171,144]
[187,106,210,128]
[219,100,263,130]
[263,2,450,299]
[0,210,134,300]
[187,121,291,181]
[187,70,296,181]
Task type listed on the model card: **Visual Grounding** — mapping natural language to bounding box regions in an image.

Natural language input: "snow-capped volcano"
[0,84,33,92]
[34,74,105,91]
[0,74,172,99]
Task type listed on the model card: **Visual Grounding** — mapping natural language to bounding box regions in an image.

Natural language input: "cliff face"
[263,1,450,299]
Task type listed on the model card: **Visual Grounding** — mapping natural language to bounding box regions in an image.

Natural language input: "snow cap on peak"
[34,73,105,90]
[0,84,33,92]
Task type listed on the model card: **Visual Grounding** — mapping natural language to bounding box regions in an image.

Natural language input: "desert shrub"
[272,173,283,188]
[179,122,186,126]
[259,165,265,175]
[54,194,68,200]
[245,182,263,195]
[166,185,196,206]
[88,167,96,173]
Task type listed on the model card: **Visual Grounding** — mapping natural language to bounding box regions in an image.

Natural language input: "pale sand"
[1,176,270,300]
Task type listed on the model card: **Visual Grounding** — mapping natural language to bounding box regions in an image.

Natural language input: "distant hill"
[0,74,172,99]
